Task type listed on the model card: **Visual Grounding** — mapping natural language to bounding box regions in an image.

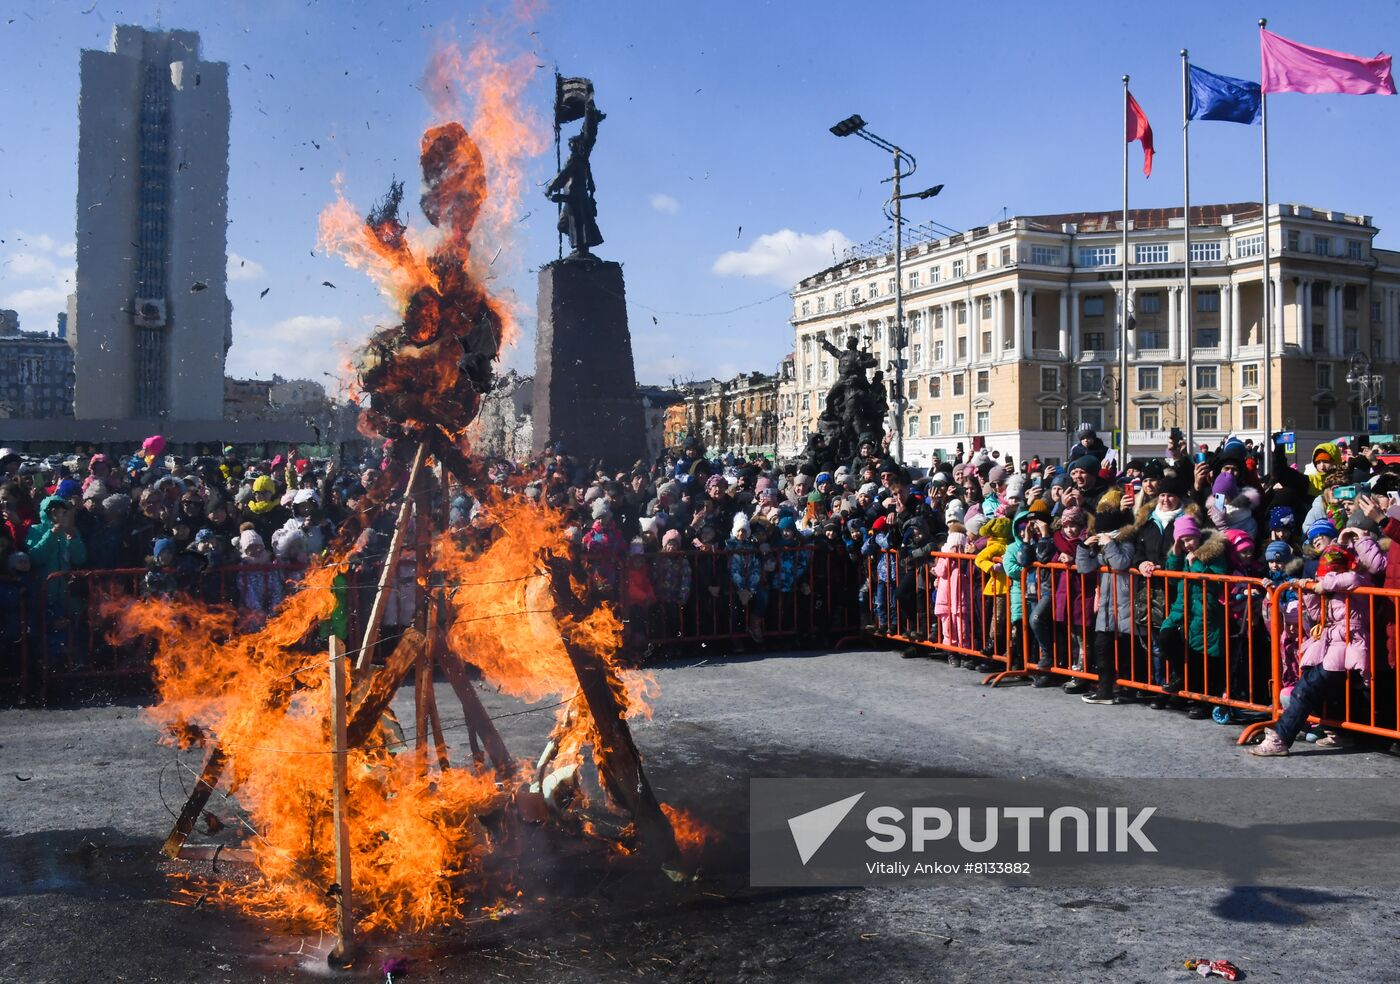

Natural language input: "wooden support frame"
[356,443,425,672]
[161,738,227,860]
[327,636,355,967]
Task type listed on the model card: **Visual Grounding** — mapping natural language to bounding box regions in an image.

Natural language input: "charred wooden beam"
[161,738,228,860]
[355,443,425,672]
[346,626,424,748]
[545,558,678,863]
[437,640,515,777]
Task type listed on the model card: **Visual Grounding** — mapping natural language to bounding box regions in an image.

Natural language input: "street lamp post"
[1346,352,1383,436]
[830,114,942,466]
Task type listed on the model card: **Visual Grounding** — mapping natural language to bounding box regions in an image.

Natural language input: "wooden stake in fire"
[327,635,355,968]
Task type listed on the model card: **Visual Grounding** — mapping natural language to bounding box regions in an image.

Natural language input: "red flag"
[1126,90,1154,177]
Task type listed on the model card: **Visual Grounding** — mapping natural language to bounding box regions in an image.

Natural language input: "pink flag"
[1261,28,1396,95]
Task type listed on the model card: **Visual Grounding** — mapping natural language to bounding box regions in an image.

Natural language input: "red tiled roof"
[1023,202,1262,233]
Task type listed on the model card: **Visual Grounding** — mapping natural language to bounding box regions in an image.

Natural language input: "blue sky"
[3,0,1400,391]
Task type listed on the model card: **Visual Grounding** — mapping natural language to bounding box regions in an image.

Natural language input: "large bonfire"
[110,32,704,937]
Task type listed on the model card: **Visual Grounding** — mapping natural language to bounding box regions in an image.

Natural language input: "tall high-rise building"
[73,25,230,421]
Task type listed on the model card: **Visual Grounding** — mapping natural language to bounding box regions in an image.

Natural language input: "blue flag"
[1188,65,1262,124]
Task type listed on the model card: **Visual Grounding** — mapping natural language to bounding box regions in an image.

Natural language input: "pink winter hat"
[1173,514,1201,541]
[142,434,166,457]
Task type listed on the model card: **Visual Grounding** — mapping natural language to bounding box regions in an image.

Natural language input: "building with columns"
[782,202,1400,466]
[662,371,781,458]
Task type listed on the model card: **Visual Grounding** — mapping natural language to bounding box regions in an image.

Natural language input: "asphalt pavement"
[2,646,1398,983]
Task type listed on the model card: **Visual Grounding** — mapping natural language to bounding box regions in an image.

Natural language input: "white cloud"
[2,285,70,313]
[649,193,680,215]
[712,228,853,287]
[227,251,266,282]
[6,251,67,280]
[0,233,74,332]
[226,313,363,382]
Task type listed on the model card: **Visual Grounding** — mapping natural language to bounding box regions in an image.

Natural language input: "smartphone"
[1194,452,1209,464]
[1334,485,1359,502]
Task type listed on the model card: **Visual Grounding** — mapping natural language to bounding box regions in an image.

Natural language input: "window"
[1344,285,1359,311]
[1138,292,1162,314]
[888,277,896,295]
[1078,246,1117,267]
[976,369,990,394]
[1196,291,1220,313]
[800,300,810,317]
[1000,246,1011,266]
[801,393,809,411]
[1312,236,1331,256]
[1083,296,1106,317]
[817,296,826,314]
[1348,239,1364,259]
[1241,404,1259,430]
[911,344,922,367]
[956,302,967,325]
[820,360,829,379]
[1041,407,1061,431]
[1196,405,1219,430]
[979,297,992,319]
[907,416,919,437]
[952,412,966,434]
[930,375,941,399]
[1080,407,1104,430]
[1312,323,1327,351]
[930,414,942,435]
[1345,325,1359,352]
[907,378,919,399]
[1030,245,1062,265]
[934,308,945,329]
[981,330,993,354]
[804,365,812,384]
[909,271,920,289]
[976,410,991,433]
[1241,363,1259,388]
[952,373,965,396]
[1237,234,1264,258]
[1317,363,1332,389]
[1316,407,1333,430]
[952,259,965,278]
[1135,243,1169,264]
[1084,332,1105,351]
[976,252,988,272]
[929,266,941,284]
[873,322,883,341]
[1137,366,1160,391]
[933,340,944,363]
[1040,367,1059,392]
[1372,301,1383,322]
[1312,286,1327,307]
[1139,327,1164,350]
[956,336,968,360]
[1080,367,1104,394]
[1196,325,1220,348]
[1287,229,1300,251]
[1138,406,1161,430]
[868,281,878,299]
[1190,241,1223,262]
[851,287,861,305]
[1196,365,1218,390]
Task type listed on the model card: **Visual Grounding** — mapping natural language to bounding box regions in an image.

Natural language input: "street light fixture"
[1346,351,1384,435]
[831,114,939,466]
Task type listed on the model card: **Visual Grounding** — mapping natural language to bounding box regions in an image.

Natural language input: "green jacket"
[25,496,88,609]
[1158,530,1229,656]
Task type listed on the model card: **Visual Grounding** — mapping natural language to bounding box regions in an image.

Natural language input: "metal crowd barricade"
[861,549,1006,667]
[0,587,31,698]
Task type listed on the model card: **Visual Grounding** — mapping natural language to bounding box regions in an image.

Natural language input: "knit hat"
[982,516,1012,542]
[1027,499,1051,517]
[252,475,276,494]
[82,481,109,502]
[591,498,611,520]
[1156,472,1190,499]
[1217,437,1247,463]
[1238,487,1262,510]
[944,500,966,524]
[583,485,605,504]
[1345,511,1382,535]
[987,465,1008,485]
[1003,474,1027,501]
[1317,544,1355,576]
[815,471,832,485]
[141,434,166,457]
[731,511,750,537]
[1221,528,1255,555]
[292,488,319,506]
[1264,540,1293,563]
[1268,506,1296,531]
[1304,518,1338,543]
[152,537,175,558]
[1049,472,1069,490]
[1211,472,1239,498]
[857,483,878,498]
[1172,514,1202,541]
[662,529,682,548]
[1059,506,1087,528]
[1069,455,1098,476]
[834,466,851,486]
[1313,442,1340,465]
[777,515,798,532]
[706,474,728,493]
[55,478,82,501]
[102,493,132,515]
[871,515,888,533]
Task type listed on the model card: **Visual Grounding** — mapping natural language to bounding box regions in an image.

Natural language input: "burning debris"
[108,35,712,963]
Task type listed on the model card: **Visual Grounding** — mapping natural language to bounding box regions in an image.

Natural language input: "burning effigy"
[108,34,708,963]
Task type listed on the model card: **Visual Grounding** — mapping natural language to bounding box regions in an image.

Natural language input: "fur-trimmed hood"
[1132,497,1202,534]
[1190,528,1228,565]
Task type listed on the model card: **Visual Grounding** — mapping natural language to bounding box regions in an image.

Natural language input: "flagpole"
[1121,75,1131,466]
[1182,50,1195,457]
[1259,18,1274,454]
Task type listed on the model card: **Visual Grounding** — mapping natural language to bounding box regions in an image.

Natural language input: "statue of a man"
[546,102,605,256]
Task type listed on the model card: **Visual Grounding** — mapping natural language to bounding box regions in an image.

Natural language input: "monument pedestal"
[533,257,647,467]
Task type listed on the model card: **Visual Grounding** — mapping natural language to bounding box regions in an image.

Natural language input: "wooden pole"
[355,443,425,672]
[160,737,227,859]
[328,636,355,968]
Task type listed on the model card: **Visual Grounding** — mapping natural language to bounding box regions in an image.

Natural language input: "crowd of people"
[4,425,1400,759]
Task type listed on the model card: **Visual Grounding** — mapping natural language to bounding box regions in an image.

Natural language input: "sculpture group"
[799,336,891,473]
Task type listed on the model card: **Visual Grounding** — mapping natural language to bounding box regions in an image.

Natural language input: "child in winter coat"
[861,515,897,632]
[1157,514,1231,717]
[1051,506,1093,682]
[1253,545,1370,756]
[237,526,283,630]
[1264,539,1304,702]
[934,525,972,658]
[973,515,1012,669]
[1079,490,1136,704]
[771,516,812,635]
[141,538,180,600]
[727,512,766,643]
